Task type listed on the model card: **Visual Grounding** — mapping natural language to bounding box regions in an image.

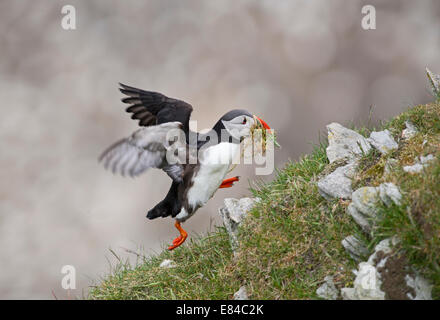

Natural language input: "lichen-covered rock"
[326,123,371,164]
[219,197,256,251]
[342,235,369,262]
[316,276,339,300]
[348,184,402,232]
[351,187,380,217]
[378,183,402,207]
[402,121,418,139]
[317,162,357,200]
[367,130,398,155]
[347,203,372,233]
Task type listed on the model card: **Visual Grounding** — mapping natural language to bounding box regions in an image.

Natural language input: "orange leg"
[219,176,240,188]
[168,221,188,250]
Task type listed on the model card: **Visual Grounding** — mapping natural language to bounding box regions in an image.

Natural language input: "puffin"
[99,83,271,250]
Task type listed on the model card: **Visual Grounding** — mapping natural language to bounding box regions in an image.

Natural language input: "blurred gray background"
[0,0,439,299]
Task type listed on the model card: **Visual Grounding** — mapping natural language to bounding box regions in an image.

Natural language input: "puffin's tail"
[146,200,172,220]
[146,181,181,220]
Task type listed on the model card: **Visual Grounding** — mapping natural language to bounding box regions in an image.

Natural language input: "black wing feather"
[119,83,193,133]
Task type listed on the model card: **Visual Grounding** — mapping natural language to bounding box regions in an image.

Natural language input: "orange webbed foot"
[168,221,188,250]
[219,176,240,188]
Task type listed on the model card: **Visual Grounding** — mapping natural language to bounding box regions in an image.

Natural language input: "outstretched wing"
[119,83,193,133]
[98,122,186,181]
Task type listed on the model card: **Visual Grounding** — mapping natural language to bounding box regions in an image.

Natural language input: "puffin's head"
[219,109,271,142]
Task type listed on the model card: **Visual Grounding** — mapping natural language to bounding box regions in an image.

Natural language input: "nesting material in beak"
[228,115,279,174]
[250,115,280,155]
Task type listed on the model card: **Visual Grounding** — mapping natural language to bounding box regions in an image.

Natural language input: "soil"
[375,250,416,300]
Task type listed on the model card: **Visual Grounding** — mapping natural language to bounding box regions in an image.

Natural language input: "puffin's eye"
[242,117,247,124]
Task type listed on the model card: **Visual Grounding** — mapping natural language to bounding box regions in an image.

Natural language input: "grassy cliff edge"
[89,101,440,300]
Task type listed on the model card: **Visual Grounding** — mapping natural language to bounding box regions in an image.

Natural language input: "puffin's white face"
[221,115,256,141]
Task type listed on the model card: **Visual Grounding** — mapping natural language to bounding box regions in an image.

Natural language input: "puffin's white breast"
[175,142,240,221]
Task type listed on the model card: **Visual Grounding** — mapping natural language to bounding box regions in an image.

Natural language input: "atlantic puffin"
[99,84,271,250]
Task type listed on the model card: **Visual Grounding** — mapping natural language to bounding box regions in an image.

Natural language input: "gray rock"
[403,154,435,173]
[347,203,372,233]
[342,235,369,262]
[348,184,401,232]
[159,259,176,268]
[316,276,339,300]
[233,286,248,300]
[326,123,371,164]
[426,67,440,96]
[378,183,402,207]
[405,274,433,300]
[220,197,256,251]
[367,130,398,155]
[341,262,385,300]
[349,265,385,300]
[402,121,418,139]
[317,162,357,200]
[351,187,380,218]
[403,163,425,173]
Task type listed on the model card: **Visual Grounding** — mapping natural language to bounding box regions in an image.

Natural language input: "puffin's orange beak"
[255,116,271,130]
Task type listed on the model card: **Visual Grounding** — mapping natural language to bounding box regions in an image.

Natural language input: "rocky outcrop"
[348,187,380,232]
[367,130,398,155]
[325,123,371,164]
[315,120,433,300]
[345,182,402,233]
[378,182,402,207]
[317,162,357,200]
[223,113,434,300]
[219,197,257,252]
[317,123,372,200]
